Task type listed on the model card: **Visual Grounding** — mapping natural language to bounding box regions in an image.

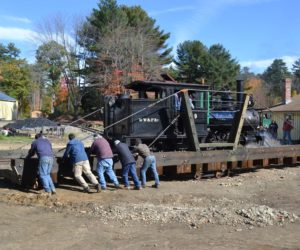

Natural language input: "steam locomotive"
[103,79,260,151]
[207,89,259,145]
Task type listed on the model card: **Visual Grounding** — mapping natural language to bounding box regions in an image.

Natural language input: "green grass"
[0,135,33,143]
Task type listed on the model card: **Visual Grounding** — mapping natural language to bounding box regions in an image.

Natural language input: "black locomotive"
[103,79,260,151]
[207,90,259,144]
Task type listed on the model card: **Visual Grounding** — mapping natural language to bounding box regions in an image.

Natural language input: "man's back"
[91,138,113,159]
[134,143,151,159]
[115,142,135,165]
[65,139,88,163]
[29,137,53,158]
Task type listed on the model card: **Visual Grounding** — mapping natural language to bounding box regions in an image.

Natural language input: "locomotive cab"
[104,80,210,151]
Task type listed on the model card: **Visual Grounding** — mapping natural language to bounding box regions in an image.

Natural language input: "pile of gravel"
[51,197,298,229]
[3,193,298,230]
[6,118,57,130]
[236,205,297,226]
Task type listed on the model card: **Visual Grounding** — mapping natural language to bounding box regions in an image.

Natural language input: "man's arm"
[62,144,71,160]
[90,142,96,155]
[26,142,36,158]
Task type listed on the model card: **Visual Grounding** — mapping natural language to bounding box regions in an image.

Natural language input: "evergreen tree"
[0,42,20,60]
[262,59,291,98]
[292,58,300,93]
[174,40,208,83]
[80,0,172,93]
[206,44,240,90]
[173,41,240,89]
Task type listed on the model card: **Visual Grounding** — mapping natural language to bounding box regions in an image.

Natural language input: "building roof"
[0,92,16,102]
[268,94,300,112]
[126,80,209,91]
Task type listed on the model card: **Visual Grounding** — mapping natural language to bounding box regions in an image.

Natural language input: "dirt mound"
[55,115,74,124]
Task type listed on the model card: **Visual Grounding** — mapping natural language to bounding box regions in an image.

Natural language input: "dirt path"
[0,166,299,249]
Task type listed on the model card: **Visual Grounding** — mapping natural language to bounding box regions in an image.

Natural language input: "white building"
[0,92,18,120]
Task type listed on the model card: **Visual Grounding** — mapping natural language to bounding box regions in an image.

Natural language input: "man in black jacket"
[114,140,141,190]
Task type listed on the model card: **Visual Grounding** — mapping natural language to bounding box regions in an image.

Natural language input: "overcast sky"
[0,0,299,73]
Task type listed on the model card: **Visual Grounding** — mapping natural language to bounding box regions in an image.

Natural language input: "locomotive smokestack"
[236,78,244,108]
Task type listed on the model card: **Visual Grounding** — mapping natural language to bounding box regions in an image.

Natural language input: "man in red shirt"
[90,134,120,190]
[282,118,293,145]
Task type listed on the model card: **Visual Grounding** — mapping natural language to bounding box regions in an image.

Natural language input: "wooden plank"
[229,161,238,169]
[154,145,300,166]
[263,159,269,167]
[180,90,200,151]
[292,157,298,164]
[277,158,284,165]
[283,157,298,165]
[176,164,191,174]
[207,162,217,171]
[156,166,163,175]
[198,143,235,148]
[228,94,250,149]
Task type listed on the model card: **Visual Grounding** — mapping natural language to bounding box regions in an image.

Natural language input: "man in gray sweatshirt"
[133,138,160,188]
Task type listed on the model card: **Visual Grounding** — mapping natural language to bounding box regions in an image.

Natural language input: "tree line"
[1,0,300,118]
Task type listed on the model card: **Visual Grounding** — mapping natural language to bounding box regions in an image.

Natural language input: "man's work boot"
[83,186,92,194]
[114,184,122,189]
[95,184,101,193]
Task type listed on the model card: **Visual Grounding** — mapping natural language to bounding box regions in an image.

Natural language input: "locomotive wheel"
[205,132,218,143]
[215,171,222,179]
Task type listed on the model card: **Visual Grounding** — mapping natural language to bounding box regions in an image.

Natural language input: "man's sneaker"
[83,187,92,193]
[133,186,141,190]
[152,184,159,189]
[114,184,122,189]
[124,186,131,190]
[38,190,51,196]
[101,187,107,191]
[51,190,57,195]
[141,185,146,189]
[95,184,101,193]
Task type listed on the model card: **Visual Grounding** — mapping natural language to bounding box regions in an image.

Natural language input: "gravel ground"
[0,166,299,249]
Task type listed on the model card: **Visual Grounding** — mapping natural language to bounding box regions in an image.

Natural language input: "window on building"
[284,113,294,121]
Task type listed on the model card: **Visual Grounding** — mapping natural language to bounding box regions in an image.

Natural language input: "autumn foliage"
[245,77,270,108]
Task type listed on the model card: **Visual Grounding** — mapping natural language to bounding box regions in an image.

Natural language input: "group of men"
[26,133,160,194]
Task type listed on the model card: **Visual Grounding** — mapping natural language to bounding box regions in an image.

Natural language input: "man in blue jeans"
[133,138,160,188]
[90,134,120,190]
[26,133,56,194]
[114,140,141,190]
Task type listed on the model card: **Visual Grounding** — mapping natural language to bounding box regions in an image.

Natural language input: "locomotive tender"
[104,79,260,151]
